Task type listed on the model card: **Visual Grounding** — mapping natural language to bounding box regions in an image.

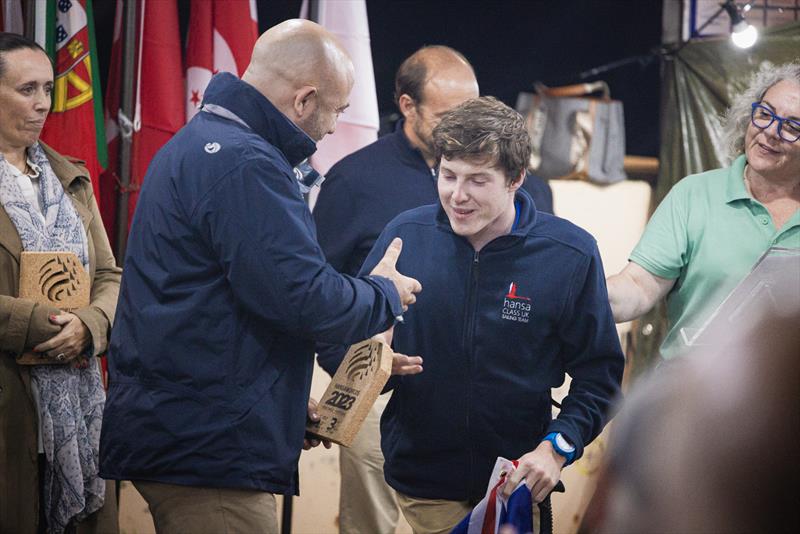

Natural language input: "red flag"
[38,0,107,202]
[101,0,184,245]
[185,0,258,121]
[99,0,123,242]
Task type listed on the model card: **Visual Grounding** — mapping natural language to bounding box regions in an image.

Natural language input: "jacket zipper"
[462,249,480,498]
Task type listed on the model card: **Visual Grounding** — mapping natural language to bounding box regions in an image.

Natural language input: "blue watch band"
[542,432,576,466]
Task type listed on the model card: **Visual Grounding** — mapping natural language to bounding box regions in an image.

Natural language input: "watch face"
[555,433,576,453]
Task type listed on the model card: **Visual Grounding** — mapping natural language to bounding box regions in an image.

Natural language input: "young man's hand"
[373,328,423,376]
[391,352,423,375]
[503,440,565,502]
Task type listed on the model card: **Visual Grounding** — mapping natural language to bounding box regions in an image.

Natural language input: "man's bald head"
[242,19,354,142]
[394,46,477,109]
[395,46,480,166]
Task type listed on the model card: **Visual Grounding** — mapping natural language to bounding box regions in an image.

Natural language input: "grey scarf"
[0,143,105,533]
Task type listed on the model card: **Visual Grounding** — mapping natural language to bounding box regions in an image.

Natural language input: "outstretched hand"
[391,352,423,376]
[373,328,423,376]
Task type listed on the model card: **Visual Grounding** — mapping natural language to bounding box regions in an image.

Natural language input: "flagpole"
[114,0,138,261]
[23,0,35,39]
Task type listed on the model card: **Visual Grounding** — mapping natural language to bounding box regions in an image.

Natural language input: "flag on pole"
[130,0,183,220]
[185,0,258,121]
[101,0,183,245]
[99,0,123,241]
[37,0,107,202]
[1,0,24,34]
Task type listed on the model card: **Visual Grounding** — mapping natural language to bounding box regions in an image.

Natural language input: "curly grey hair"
[720,61,800,164]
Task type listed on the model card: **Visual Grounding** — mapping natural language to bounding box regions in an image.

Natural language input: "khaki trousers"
[396,492,471,534]
[339,392,400,534]
[133,481,277,534]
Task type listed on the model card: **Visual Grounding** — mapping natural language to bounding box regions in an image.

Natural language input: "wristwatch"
[542,432,576,465]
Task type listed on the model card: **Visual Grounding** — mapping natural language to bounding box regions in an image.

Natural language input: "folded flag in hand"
[451,457,534,534]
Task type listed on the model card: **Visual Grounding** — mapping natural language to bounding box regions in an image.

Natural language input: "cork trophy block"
[17,251,90,365]
[306,338,393,447]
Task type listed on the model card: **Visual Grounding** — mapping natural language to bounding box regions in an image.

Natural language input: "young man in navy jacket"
[314,45,554,534]
[355,96,624,533]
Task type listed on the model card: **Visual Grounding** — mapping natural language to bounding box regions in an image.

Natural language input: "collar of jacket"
[389,119,435,175]
[435,187,539,250]
[202,72,316,167]
[38,142,92,191]
[0,142,93,260]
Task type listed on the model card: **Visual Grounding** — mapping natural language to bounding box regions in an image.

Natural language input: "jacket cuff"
[365,275,404,320]
[72,306,110,357]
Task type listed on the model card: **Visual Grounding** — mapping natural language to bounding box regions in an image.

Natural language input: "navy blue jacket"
[360,189,623,502]
[99,73,402,495]
[314,122,553,375]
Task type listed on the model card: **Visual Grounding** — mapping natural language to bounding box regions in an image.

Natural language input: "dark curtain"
[631,22,800,373]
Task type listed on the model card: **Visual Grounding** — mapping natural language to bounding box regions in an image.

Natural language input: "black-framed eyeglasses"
[750,103,800,143]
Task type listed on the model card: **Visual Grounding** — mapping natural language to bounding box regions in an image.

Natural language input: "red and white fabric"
[185,0,258,122]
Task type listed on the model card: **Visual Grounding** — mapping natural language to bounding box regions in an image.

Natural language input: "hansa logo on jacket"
[501,282,531,323]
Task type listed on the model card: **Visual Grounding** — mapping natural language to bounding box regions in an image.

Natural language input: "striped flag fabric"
[451,457,535,534]
[37,0,107,202]
[100,0,184,246]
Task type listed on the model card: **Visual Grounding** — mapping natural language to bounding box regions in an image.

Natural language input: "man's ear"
[293,86,318,118]
[398,94,417,120]
[508,170,526,192]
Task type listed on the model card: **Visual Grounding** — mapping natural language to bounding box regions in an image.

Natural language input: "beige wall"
[549,179,651,533]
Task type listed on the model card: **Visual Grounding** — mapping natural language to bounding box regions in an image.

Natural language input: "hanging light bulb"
[731,21,758,48]
[721,1,758,49]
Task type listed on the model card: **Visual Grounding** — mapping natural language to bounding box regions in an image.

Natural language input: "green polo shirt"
[630,155,800,359]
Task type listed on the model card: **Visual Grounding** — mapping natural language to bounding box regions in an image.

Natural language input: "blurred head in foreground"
[593,311,800,533]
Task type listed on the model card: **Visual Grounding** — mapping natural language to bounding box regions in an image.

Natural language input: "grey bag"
[516,82,627,184]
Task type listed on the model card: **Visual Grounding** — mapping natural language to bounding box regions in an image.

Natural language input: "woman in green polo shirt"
[607,60,800,360]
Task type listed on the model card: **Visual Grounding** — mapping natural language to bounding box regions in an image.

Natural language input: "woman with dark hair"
[0,32,120,533]
[607,61,800,360]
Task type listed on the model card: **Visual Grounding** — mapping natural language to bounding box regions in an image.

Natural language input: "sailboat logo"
[505,282,531,301]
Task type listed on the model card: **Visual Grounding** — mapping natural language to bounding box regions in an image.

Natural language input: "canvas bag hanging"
[516,81,627,184]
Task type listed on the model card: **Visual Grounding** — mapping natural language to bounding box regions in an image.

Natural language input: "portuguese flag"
[38,0,107,203]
